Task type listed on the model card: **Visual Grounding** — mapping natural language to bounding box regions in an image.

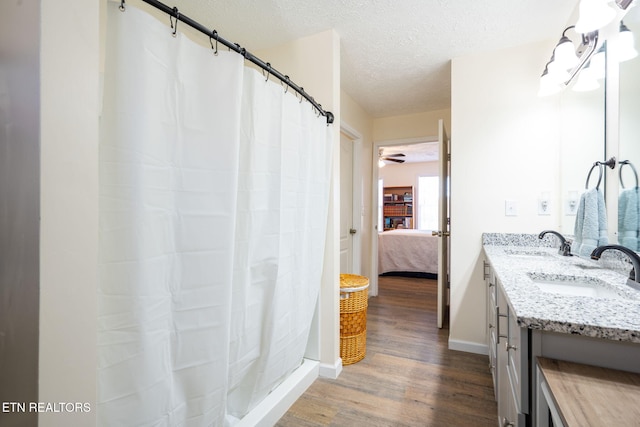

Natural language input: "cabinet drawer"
[500,378,519,427]
[488,293,497,338]
[486,263,497,306]
[506,311,529,414]
[489,337,497,400]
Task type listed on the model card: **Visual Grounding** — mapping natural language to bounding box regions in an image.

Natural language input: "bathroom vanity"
[483,233,640,426]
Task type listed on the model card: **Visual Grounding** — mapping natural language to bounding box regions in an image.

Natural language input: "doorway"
[371,131,449,327]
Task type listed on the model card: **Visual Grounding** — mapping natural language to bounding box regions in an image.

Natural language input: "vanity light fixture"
[539,29,599,95]
[550,27,581,71]
[618,21,638,62]
[538,0,635,96]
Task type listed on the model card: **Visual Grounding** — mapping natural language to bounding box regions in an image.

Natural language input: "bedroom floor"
[276,275,497,426]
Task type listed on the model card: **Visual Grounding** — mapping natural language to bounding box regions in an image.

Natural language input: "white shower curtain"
[98,3,332,426]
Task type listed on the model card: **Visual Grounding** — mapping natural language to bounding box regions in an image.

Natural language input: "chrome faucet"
[538,230,572,256]
[590,245,640,290]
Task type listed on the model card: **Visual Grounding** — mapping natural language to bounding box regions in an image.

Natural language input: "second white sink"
[528,274,623,299]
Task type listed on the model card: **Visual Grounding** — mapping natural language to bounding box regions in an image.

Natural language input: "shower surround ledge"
[483,233,640,343]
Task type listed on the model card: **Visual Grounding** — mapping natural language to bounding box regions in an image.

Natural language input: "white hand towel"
[573,188,608,257]
[618,187,640,251]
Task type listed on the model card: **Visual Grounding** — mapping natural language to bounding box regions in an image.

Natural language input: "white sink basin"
[528,274,623,299]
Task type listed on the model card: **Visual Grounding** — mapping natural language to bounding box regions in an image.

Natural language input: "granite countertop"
[483,233,640,343]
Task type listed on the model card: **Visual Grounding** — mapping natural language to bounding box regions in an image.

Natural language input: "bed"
[378,229,438,276]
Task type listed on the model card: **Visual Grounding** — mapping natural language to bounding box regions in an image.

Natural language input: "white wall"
[39,1,100,426]
[341,91,374,279]
[379,161,438,187]
[373,109,451,141]
[450,39,565,352]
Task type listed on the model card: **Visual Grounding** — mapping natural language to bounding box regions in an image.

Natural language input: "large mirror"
[559,5,639,251]
[618,5,640,251]
[559,43,605,238]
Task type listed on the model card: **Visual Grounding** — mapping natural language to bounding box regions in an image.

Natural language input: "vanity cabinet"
[485,261,528,427]
[483,242,640,427]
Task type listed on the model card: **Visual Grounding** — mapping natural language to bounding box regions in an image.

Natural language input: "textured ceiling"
[149,0,578,118]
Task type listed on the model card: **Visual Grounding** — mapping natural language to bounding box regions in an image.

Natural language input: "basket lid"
[340,274,369,290]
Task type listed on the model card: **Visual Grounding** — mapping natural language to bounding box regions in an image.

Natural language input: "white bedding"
[378,229,438,275]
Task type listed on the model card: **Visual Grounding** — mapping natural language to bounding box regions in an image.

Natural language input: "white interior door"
[435,120,450,329]
[340,132,354,273]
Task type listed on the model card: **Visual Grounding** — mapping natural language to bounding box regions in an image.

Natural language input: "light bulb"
[619,22,638,62]
[575,0,616,33]
[553,36,579,69]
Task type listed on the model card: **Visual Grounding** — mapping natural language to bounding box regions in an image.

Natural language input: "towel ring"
[619,160,639,189]
[585,163,603,190]
[585,157,617,190]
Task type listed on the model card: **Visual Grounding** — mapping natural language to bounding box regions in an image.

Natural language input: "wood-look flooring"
[276,275,497,426]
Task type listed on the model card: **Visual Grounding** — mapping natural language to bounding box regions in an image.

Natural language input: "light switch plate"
[505,200,518,216]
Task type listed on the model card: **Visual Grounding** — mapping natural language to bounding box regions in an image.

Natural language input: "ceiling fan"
[379,149,406,164]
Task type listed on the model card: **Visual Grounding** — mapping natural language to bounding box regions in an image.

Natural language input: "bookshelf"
[383,186,414,230]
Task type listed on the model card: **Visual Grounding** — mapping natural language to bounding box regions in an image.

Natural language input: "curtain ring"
[170,8,179,37]
[299,88,304,103]
[264,63,271,82]
[210,30,218,55]
[119,0,126,11]
[282,75,290,93]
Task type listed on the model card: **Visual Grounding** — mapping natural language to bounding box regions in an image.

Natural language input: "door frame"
[436,119,450,328]
[370,136,438,297]
[340,122,363,275]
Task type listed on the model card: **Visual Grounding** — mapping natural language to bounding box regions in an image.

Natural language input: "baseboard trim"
[236,358,319,427]
[319,358,343,379]
[448,338,489,355]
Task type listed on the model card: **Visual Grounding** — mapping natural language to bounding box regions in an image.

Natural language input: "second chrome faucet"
[590,244,640,290]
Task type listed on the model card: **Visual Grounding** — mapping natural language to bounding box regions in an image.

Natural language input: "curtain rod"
[121,0,334,124]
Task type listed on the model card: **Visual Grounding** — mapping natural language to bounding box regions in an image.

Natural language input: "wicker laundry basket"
[339,274,369,365]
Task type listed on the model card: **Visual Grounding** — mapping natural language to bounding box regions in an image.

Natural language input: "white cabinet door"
[485,260,498,399]
[496,281,511,425]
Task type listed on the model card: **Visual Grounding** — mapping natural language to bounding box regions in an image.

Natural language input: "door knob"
[431,231,450,237]
[349,228,357,235]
